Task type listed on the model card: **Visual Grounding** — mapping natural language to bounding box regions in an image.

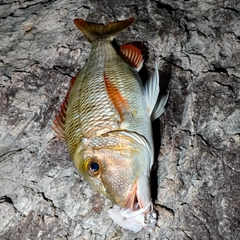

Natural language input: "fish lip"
[124,181,138,211]
[124,180,149,213]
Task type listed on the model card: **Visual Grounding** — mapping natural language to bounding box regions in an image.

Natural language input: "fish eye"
[87,160,101,176]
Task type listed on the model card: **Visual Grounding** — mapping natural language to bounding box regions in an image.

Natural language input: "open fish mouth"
[108,180,156,233]
[125,181,138,210]
[125,180,150,213]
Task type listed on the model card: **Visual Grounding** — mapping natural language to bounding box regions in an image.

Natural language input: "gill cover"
[72,131,152,207]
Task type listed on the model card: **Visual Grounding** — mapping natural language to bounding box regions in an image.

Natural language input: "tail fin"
[74,18,134,42]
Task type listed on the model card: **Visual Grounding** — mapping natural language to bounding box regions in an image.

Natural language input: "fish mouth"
[124,180,150,213]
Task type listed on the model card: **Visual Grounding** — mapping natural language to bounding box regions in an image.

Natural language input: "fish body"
[53,18,168,232]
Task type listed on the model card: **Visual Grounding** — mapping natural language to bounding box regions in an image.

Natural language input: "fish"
[52,17,168,232]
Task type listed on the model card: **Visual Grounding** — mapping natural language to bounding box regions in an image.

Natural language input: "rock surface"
[0,0,239,239]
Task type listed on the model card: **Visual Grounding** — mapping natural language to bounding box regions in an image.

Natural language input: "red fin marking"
[104,73,131,122]
[120,44,144,71]
[52,75,77,140]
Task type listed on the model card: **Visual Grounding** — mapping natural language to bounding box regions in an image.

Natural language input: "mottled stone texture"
[0,0,239,239]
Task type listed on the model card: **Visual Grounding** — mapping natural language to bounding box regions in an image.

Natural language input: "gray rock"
[0,0,239,239]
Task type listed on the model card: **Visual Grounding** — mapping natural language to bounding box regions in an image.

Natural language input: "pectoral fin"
[143,64,169,120]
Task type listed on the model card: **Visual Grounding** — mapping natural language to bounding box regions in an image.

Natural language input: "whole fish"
[53,17,168,232]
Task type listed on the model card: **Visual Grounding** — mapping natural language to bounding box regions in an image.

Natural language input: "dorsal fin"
[74,18,134,42]
[120,44,144,71]
[52,76,76,140]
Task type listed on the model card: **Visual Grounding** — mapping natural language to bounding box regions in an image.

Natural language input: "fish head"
[73,131,153,211]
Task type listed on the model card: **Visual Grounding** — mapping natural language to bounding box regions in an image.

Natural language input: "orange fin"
[74,18,134,42]
[120,44,144,71]
[52,76,76,140]
[104,73,131,122]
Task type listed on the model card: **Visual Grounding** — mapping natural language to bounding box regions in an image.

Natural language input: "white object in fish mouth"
[108,203,156,233]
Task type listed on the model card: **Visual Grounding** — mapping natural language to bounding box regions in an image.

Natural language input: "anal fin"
[120,44,144,71]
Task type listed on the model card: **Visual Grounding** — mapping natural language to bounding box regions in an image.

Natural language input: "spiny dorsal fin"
[74,18,134,42]
[120,44,144,71]
[52,76,76,140]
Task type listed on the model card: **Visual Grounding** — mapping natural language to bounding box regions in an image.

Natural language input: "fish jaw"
[107,157,155,233]
[72,131,153,210]
[125,174,152,214]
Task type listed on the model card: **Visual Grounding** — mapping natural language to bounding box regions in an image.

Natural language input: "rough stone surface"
[0,0,239,239]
